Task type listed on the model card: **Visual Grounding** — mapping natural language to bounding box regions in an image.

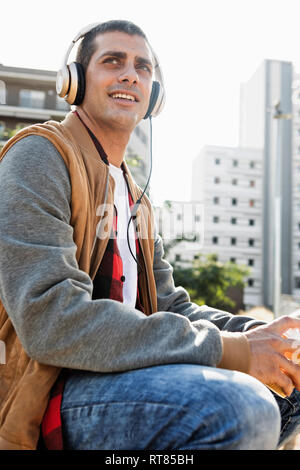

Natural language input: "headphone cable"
[127,115,153,272]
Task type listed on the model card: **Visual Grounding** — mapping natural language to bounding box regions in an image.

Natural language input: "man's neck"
[76,108,130,167]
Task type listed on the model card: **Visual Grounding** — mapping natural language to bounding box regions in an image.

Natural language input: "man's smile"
[108,89,140,104]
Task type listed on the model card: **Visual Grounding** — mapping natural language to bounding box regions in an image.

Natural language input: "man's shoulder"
[0,118,67,161]
[2,132,64,162]
[0,132,69,184]
[5,132,59,151]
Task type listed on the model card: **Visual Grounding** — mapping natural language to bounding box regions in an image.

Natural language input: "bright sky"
[1,0,300,205]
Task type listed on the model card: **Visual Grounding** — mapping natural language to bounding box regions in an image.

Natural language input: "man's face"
[81,31,154,131]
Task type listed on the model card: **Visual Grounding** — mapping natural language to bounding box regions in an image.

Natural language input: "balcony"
[0,104,67,121]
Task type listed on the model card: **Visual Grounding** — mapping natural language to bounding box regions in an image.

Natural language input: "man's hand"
[244,315,300,397]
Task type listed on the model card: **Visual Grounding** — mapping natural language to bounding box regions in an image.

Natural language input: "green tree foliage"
[126,153,142,168]
[172,253,250,312]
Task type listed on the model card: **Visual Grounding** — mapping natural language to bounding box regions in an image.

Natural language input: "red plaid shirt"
[40,113,144,450]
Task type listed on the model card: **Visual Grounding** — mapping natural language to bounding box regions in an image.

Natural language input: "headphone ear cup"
[73,62,86,106]
[56,65,71,99]
[144,81,160,119]
[65,62,86,105]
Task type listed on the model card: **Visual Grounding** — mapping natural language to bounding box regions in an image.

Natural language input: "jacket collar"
[61,111,141,204]
[61,112,108,171]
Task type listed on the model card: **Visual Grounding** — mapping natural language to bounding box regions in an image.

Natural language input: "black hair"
[76,20,148,73]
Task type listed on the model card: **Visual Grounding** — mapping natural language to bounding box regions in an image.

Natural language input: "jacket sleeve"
[0,135,229,372]
[153,230,266,372]
[153,230,265,333]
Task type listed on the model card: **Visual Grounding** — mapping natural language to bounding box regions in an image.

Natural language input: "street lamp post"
[273,103,292,318]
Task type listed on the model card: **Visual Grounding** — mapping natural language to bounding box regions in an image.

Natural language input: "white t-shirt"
[109,163,137,307]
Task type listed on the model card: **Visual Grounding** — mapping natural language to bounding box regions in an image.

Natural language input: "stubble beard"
[98,106,141,135]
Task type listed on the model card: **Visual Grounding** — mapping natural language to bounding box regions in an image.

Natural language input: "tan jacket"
[0,112,157,450]
[0,112,253,450]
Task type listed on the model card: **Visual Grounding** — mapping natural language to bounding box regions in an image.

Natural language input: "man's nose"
[118,63,139,85]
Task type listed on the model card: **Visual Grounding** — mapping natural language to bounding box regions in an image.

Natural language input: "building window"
[249,239,255,247]
[231,237,237,245]
[248,259,254,266]
[232,198,237,206]
[298,261,300,270]
[233,160,238,167]
[212,236,218,244]
[295,277,300,289]
[215,158,220,165]
[195,214,201,222]
[194,255,199,260]
[213,216,219,223]
[230,257,236,263]
[0,80,6,105]
[298,223,300,231]
[232,178,238,185]
[298,242,300,250]
[250,161,255,168]
[231,217,237,225]
[250,180,255,187]
[248,279,254,287]
[213,197,219,205]
[175,254,181,262]
[214,177,220,184]
[249,219,255,226]
[177,213,182,221]
[249,199,255,207]
[19,89,45,109]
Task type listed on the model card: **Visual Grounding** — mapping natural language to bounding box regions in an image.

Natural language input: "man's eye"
[138,64,152,73]
[104,58,119,65]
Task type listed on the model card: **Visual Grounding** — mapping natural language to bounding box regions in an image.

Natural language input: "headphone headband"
[56,22,165,118]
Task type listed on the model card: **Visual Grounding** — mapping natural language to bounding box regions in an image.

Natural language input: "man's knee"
[223,372,281,449]
[187,366,281,449]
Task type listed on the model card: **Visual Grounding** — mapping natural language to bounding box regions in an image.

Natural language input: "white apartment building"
[158,59,297,311]
[154,200,204,266]
[188,60,294,310]
[191,146,263,308]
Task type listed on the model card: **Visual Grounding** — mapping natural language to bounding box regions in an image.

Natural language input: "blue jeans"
[59,363,300,450]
